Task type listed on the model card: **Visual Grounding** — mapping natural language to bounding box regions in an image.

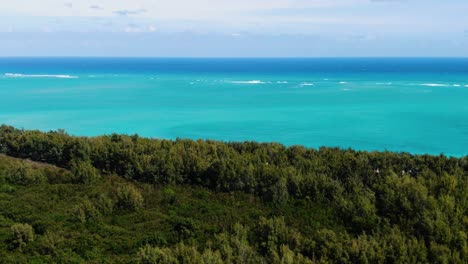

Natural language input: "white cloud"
[113,9,147,16]
[89,5,104,10]
[1,0,370,18]
[1,0,467,37]
[122,23,158,33]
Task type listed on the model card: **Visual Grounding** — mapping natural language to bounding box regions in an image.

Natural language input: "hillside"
[0,125,467,263]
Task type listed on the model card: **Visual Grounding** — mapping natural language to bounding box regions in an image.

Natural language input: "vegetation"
[0,125,466,263]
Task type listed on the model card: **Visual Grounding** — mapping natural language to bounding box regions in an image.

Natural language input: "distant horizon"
[2,56,468,59]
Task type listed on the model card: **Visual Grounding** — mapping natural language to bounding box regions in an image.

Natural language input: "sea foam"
[421,83,448,87]
[300,82,314,86]
[5,73,78,79]
[230,80,265,84]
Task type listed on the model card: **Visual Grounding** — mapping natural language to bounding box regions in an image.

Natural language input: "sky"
[1,0,468,57]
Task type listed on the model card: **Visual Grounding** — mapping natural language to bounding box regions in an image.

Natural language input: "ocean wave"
[300,82,314,86]
[5,73,78,79]
[420,83,448,87]
[453,84,461,87]
[276,81,288,84]
[376,82,393,85]
[340,81,348,84]
[230,80,266,84]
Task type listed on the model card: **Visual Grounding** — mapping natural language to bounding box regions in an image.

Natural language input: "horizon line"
[1,56,468,59]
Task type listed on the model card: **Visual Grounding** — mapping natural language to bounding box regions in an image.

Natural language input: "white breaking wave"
[340,81,348,84]
[421,83,448,87]
[453,84,461,87]
[230,80,266,84]
[465,85,468,87]
[276,81,288,84]
[5,73,78,79]
[300,82,314,86]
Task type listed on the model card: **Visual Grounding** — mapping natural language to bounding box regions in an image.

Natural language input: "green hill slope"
[0,125,466,263]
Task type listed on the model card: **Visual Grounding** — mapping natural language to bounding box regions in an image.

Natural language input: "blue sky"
[1,0,468,57]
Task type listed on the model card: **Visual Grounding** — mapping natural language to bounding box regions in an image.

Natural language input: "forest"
[0,124,466,263]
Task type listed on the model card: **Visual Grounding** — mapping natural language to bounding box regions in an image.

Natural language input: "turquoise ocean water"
[1,58,467,156]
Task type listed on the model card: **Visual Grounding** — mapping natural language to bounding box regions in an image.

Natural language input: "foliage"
[10,223,34,251]
[0,125,467,263]
[70,159,100,184]
[116,183,144,211]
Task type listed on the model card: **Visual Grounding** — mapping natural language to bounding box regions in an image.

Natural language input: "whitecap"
[230,80,266,84]
[453,84,461,87]
[421,83,448,87]
[340,81,348,84]
[300,82,314,86]
[276,81,288,84]
[376,82,392,85]
[465,85,468,87]
[5,73,78,79]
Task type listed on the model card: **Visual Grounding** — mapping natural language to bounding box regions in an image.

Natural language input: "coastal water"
[0,58,467,156]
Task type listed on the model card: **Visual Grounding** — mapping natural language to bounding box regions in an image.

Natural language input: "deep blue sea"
[1,58,467,156]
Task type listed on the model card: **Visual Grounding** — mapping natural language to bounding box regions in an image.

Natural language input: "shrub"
[255,217,301,256]
[116,184,144,211]
[10,223,34,251]
[40,231,64,256]
[0,183,16,193]
[73,199,100,223]
[70,159,100,184]
[11,163,46,185]
[201,248,223,264]
[95,193,114,214]
[163,187,178,205]
[171,217,198,241]
[137,244,177,264]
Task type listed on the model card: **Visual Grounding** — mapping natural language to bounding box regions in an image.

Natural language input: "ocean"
[1,58,467,157]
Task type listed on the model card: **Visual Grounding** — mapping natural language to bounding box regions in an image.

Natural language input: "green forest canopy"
[0,125,466,263]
